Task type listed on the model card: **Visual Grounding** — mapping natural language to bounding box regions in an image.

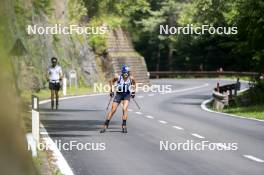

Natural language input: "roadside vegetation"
[223,80,264,120]
[21,86,94,103]
[82,0,263,74]
[1,0,263,174]
[125,0,263,73]
[0,1,38,174]
[224,104,264,120]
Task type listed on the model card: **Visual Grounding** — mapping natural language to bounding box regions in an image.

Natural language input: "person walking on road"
[100,65,136,133]
[46,57,63,110]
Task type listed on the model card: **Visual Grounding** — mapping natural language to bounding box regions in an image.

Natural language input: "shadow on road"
[170,102,203,105]
[41,119,118,132]
[44,134,91,138]
[40,108,104,112]
[176,94,211,99]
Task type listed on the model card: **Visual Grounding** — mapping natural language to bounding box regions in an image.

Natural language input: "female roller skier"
[100,65,136,133]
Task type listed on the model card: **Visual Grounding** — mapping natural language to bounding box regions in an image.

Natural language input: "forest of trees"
[0,1,263,174]
[82,0,263,73]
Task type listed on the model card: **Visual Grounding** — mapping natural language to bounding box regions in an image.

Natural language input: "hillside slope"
[11,0,104,92]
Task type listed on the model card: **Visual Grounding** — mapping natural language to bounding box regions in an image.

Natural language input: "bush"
[248,80,264,104]
[87,15,125,55]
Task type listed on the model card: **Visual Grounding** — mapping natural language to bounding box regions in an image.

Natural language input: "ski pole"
[106,97,113,110]
[132,98,141,110]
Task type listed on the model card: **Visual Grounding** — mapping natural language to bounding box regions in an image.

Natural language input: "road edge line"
[40,124,74,175]
[191,133,205,139]
[243,155,264,163]
[200,96,264,123]
[171,83,209,93]
[38,94,108,175]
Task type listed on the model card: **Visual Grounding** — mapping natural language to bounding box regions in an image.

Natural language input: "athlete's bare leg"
[55,90,59,109]
[100,102,119,133]
[50,90,55,109]
[107,102,119,120]
[122,100,129,128]
[121,100,129,133]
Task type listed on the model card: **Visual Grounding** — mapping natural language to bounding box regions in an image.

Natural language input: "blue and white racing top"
[116,75,132,93]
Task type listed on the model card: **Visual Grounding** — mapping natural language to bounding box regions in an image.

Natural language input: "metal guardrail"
[212,79,241,110]
[149,71,258,78]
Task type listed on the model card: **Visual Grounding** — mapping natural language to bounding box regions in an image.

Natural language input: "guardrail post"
[216,82,220,92]
[147,72,150,78]
[28,95,39,157]
[229,88,232,99]
[63,77,67,96]
[31,95,39,144]
[235,78,240,96]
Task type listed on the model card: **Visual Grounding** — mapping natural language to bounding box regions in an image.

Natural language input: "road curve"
[40,79,264,175]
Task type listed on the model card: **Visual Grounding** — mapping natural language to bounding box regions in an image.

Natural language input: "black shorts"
[49,82,61,91]
[113,92,130,103]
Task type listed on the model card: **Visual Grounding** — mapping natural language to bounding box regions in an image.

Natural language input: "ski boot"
[51,100,54,110]
[56,100,59,110]
[122,127,128,133]
[100,128,106,133]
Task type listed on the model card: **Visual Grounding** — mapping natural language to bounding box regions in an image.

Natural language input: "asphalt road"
[40,79,264,175]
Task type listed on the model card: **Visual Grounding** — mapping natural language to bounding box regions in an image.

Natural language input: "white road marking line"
[215,143,230,150]
[40,124,74,175]
[145,115,154,119]
[159,84,209,95]
[172,126,184,130]
[135,111,142,115]
[243,155,264,163]
[40,131,49,135]
[38,87,210,174]
[159,120,168,124]
[148,94,155,96]
[191,133,205,139]
[201,98,264,123]
[171,83,209,93]
[128,108,133,112]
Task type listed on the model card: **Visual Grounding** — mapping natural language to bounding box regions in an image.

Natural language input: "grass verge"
[223,104,264,120]
[21,86,95,103]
